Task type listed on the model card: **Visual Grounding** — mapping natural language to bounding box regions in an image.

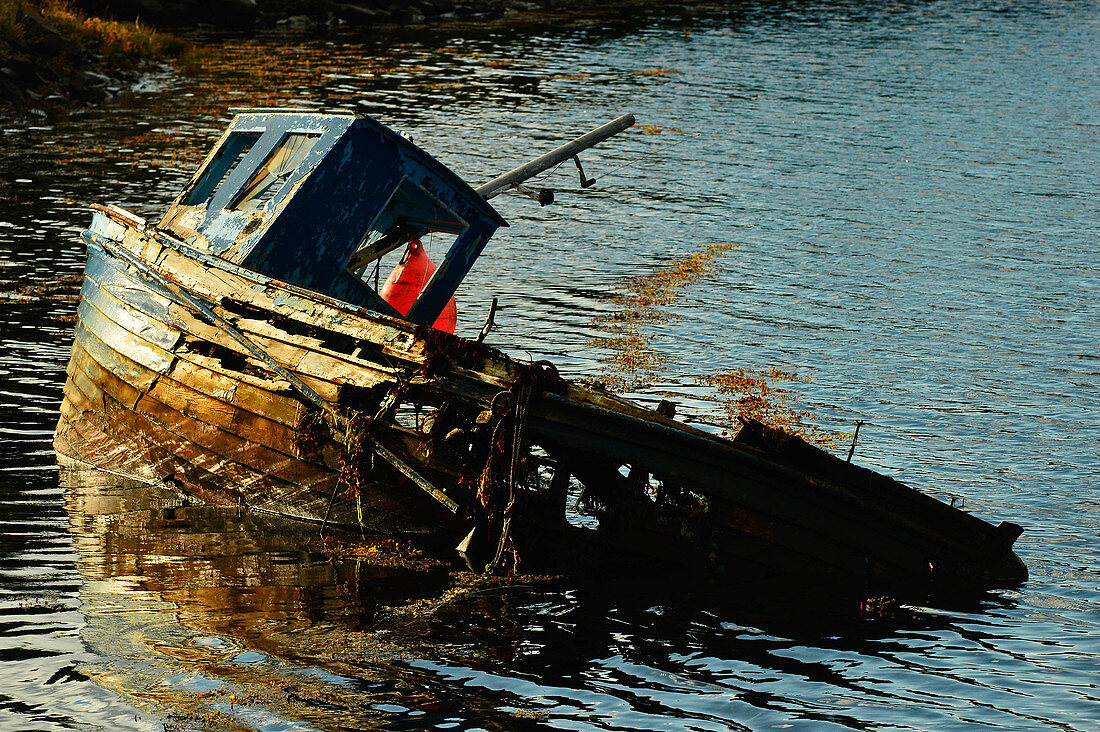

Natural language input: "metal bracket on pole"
[511,183,555,206]
[475,113,634,201]
[573,156,596,189]
[477,297,498,343]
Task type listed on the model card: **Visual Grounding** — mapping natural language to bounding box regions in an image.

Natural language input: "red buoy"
[379,239,457,333]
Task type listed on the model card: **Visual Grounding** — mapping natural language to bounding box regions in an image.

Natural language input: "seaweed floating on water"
[591,243,849,450]
[2,272,83,303]
[695,368,849,450]
[590,242,735,391]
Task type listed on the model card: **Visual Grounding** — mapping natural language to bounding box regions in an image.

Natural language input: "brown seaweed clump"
[695,368,848,450]
[590,242,735,391]
[3,272,83,303]
[591,243,849,451]
[1,273,83,322]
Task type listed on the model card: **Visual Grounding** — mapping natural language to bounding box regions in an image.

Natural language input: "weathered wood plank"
[84,247,176,325]
[105,397,325,506]
[72,343,329,485]
[83,258,361,416]
[73,327,158,389]
[57,384,171,488]
[164,298,394,388]
[145,372,308,460]
[89,249,397,398]
[172,347,342,409]
[65,339,458,532]
[69,341,146,409]
[733,419,1003,545]
[63,363,106,413]
[79,267,182,353]
[167,358,308,428]
[76,316,308,433]
[87,243,400,397]
[700,491,934,580]
[63,384,236,497]
[61,310,406,528]
[92,231,525,408]
[546,386,1015,576]
[102,229,511,379]
[76,299,176,376]
[109,395,432,530]
[531,394,996,570]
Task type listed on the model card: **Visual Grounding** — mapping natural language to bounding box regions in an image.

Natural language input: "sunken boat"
[55,109,1026,591]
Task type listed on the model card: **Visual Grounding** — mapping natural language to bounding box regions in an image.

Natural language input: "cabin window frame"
[228,131,323,212]
[182,130,263,207]
[346,176,469,289]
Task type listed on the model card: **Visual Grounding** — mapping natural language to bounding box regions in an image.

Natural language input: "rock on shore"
[0,2,183,111]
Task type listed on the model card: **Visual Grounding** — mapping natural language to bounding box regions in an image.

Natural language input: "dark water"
[2,0,1098,729]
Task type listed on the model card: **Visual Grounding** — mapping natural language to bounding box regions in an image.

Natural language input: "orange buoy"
[379,239,457,333]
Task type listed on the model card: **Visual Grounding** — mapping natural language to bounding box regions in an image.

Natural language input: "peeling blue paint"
[159,110,506,327]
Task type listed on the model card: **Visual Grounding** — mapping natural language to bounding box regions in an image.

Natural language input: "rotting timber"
[54,109,1027,593]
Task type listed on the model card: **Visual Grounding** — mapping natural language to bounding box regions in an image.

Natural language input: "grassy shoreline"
[0,0,187,110]
[0,0,685,113]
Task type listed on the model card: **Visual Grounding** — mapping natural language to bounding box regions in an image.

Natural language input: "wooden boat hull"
[56,206,1027,592]
[56,239,458,534]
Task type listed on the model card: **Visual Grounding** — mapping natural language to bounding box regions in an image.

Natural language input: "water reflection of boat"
[55,108,1026,592]
[64,463,1032,730]
[61,464,531,729]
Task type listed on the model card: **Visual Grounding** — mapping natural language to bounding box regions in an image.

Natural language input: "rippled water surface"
[1,0,1097,729]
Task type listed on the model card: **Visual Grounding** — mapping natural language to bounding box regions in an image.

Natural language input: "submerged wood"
[55,109,1027,594]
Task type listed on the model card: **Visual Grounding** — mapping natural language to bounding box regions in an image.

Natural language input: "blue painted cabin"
[158,109,507,326]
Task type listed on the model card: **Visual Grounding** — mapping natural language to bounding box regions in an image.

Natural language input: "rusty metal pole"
[474,114,636,201]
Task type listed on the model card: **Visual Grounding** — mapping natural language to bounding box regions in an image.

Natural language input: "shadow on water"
[61,466,1020,730]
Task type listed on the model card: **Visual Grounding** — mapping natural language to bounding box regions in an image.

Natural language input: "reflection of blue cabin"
[159,109,507,326]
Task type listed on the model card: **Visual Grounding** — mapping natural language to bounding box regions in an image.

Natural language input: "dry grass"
[0,0,185,60]
[42,0,185,58]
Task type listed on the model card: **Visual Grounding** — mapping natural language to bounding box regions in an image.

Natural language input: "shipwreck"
[55,108,1026,591]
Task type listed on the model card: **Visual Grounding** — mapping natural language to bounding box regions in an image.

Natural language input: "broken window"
[183,131,262,206]
[230,132,321,211]
[345,178,468,290]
